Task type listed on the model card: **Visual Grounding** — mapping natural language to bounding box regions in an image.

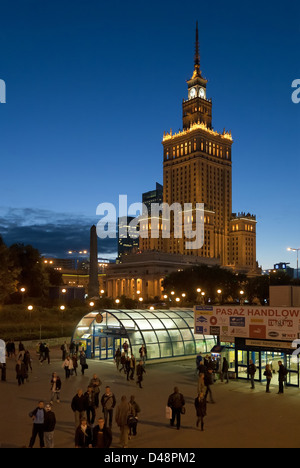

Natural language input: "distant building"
[117,216,139,260]
[142,182,163,215]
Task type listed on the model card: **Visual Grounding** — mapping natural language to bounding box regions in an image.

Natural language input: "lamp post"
[20,287,26,304]
[287,247,300,279]
[217,289,222,304]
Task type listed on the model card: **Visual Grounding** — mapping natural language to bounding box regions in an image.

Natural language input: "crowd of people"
[2,339,291,448]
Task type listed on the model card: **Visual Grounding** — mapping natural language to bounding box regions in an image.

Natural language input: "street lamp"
[27,305,33,320]
[239,290,245,305]
[287,247,300,279]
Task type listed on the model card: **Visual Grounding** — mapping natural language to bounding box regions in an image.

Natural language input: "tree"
[162,264,247,303]
[0,237,20,304]
[8,243,50,298]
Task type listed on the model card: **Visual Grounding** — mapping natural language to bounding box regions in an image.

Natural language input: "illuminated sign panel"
[194,306,300,341]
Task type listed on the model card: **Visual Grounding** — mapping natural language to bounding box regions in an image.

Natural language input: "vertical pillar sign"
[0,339,6,364]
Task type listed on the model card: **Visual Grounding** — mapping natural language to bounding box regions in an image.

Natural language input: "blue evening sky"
[0,0,299,268]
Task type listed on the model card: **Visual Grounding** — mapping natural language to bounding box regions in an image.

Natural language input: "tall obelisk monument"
[88,225,99,298]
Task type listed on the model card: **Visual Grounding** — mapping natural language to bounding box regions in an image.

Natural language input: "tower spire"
[193,21,201,79]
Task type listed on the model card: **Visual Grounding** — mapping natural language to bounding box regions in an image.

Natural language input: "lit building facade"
[140,24,258,275]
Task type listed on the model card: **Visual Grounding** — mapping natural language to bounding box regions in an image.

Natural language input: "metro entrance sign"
[194,305,300,341]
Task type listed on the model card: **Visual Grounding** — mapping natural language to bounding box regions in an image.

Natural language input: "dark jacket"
[194,396,207,417]
[248,364,257,376]
[136,364,146,380]
[75,424,93,448]
[44,411,56,432]
[278,364,287,382]
[204,370,214,387]
[168,391,185,409]
[222,359,229,373]
[71,394,87,412]
[92,425,112,448]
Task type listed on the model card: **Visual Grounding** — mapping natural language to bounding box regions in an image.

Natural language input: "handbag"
[165,406,172,419]
[181,407,186,415]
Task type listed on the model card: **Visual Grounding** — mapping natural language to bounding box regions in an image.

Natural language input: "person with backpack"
[128,395,141,438]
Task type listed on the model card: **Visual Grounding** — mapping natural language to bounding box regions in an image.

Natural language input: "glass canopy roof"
[73,309,216,361]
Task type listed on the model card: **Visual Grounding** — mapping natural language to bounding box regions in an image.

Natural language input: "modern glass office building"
[72,308,217,361]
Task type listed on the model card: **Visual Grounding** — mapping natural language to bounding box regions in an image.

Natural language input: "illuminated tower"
[162,22,233,266]
[139,23,258,274]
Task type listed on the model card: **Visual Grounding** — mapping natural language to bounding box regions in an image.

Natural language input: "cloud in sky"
[0,207,117,259]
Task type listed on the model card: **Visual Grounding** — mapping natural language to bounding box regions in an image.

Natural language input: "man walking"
[278,361,288,394]
[167,387,185,430]
[71,389,87,429]
[101,386,116,430]
[44,404,56,448]
[248,360,257,389]
[28,401,46,448]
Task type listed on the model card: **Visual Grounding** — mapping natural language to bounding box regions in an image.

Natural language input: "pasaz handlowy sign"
[194,306,300,341]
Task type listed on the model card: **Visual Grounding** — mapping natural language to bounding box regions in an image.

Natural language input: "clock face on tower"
[189,87,196,99]
[199,87,205,98]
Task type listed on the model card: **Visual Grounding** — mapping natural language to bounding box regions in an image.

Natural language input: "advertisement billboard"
[194,305,300,342]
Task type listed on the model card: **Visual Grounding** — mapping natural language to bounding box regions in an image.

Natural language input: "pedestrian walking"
[15,359,27,386]
[71,389,87,429]
[61,341,68,360]
[114,348,121,370]
[204,369,215,403]
[101,386,116,430]
[62,356,73,379]
[50,372,61,404]
[139,345,147,362]
[197,362,206,394]
[75,417,93,448]
[92,417,112,448]
[248,360,257,389]
[89,374,102,408]
[79,350,88,375]
[119,352,126,373]
[122,340,129,356]
[194,392,207,431]
[167,387,185,430]
[130,354,136,380]
[278,361,288,394]
[125,356,131,381]
[85,386,97,426]
[44,404,56,448]
[6,339,15,358]
[24,349,32,375]
[221,357,229,383]
[264,364,273,393]
[136,361,146,388]
[28,401,45,448]
[115,395,131,448]
[128,395,141,438]
[44,343,50,364]
[72,353,78,376]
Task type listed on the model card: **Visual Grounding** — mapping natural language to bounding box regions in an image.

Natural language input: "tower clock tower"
[182,22,212,130]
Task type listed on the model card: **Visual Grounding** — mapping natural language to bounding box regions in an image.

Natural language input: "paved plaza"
[1,345,300,449]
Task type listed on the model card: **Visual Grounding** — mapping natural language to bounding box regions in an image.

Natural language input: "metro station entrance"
[234,338,300,388]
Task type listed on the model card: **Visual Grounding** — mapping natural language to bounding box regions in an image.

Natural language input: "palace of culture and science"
[106,24,260,300]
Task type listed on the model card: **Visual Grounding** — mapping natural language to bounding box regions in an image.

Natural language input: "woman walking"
[194,393,207,431]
